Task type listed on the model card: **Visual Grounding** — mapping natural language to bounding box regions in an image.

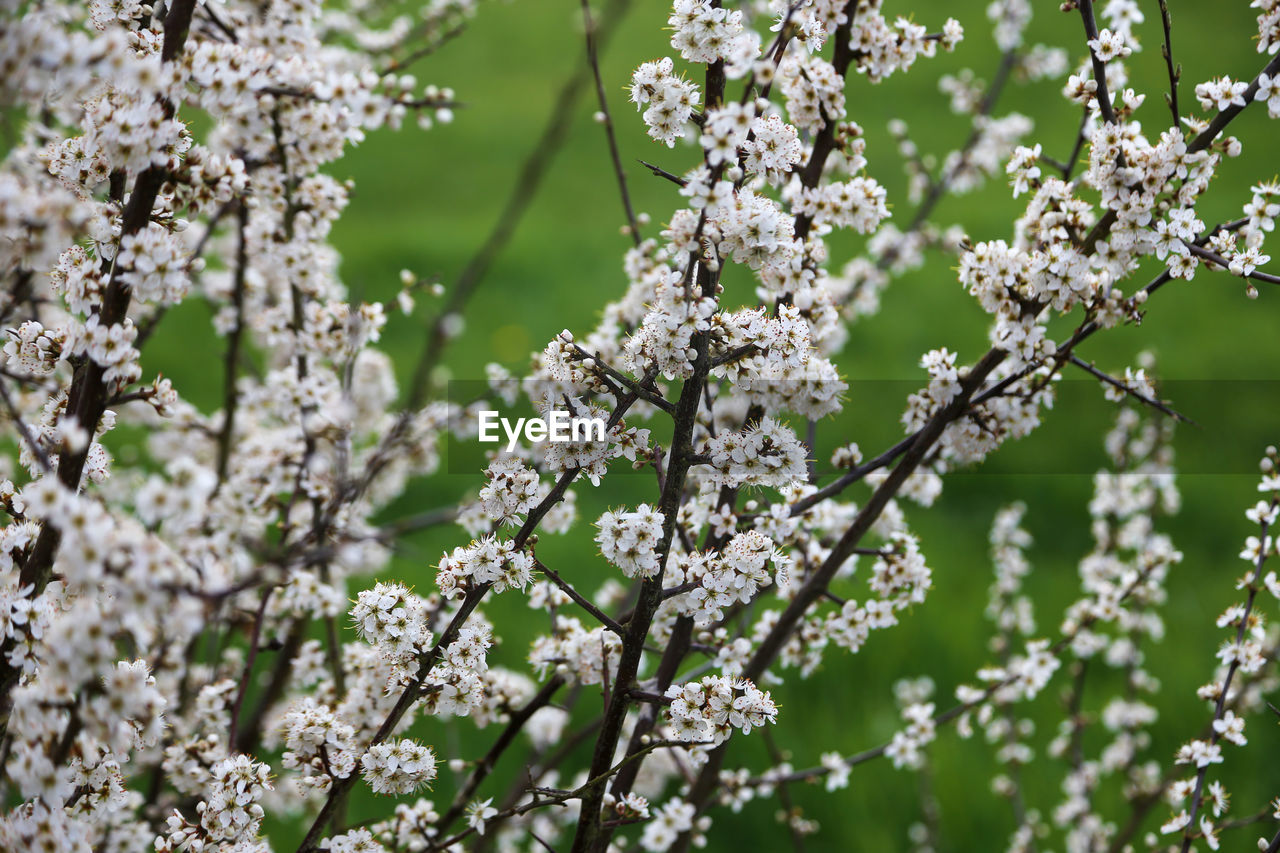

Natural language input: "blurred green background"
[142,0,1280,848]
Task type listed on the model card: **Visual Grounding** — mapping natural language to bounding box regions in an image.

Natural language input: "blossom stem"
[0,0,200,743]
[1179,509,1273,853]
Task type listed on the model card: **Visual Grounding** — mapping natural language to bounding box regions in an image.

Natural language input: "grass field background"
[137,0,1280,848]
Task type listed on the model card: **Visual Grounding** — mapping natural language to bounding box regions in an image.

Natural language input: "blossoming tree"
[2,0,1280,851]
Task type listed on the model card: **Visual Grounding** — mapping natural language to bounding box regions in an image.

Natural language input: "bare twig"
[406,0,632,409]
[227,584,275,747]
[581,0,641,246]
[639,159,688,187]
[535,559,625,635]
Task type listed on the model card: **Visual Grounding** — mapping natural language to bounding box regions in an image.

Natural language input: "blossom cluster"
[437,535,535,597]
[1158,447,1279,850]
[2,0,1280,850]
[360,739,438,795]
[596,504,666,578]
[666,529,786,625]
[700,416,809,489]
[663,675,778,747]
[352,581,432,661]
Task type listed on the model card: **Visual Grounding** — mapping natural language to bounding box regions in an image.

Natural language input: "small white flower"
[467,797,499,836]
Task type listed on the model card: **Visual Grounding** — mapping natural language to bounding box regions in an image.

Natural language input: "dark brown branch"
[570,329,713,853]
[1182,242,1280,286]
[381,19,470,76]
[565,339,674,413]
[639,159,687,187]
[898,49,1017,241]
[234,621,305,754]
[1158,0,1181,127]
[1078,0,1118,125]
[298,385,644,853]
[571,33,732,846]
[1059,105,1092,180]
[709,342,760,369]
[1188,51,1280,153]
[296,583,491,852]
[791,3,858,242]
[376,505,459,539]
[433,674,567,834]
[674,346,1011,848]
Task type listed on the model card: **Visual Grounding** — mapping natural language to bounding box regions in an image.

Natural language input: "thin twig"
[535,559,626,635]
[433,674,567,834]
[1182,241,1280,286]
[1066,354,1197,425]
[214,201,249,491]
[566,338,674,413]
[406,0,632,409]
[581,0,641,246]
[227,584,275,747]
[0,378,52,473]
[639,159,687,187]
